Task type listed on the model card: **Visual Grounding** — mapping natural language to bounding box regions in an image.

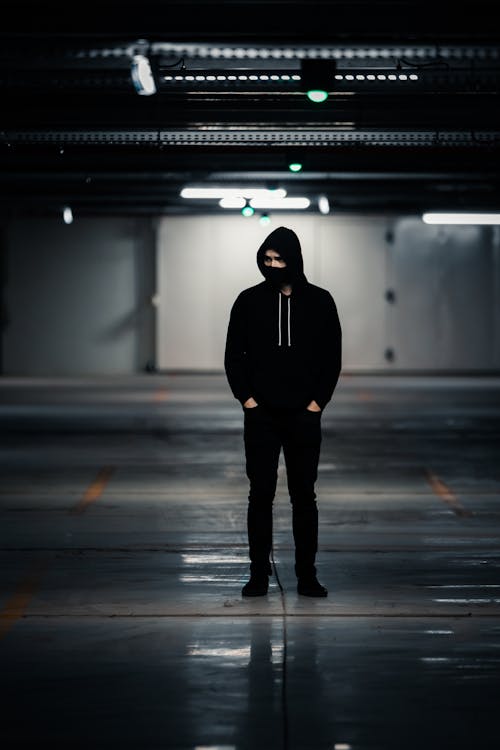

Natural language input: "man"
[224,226,342,597]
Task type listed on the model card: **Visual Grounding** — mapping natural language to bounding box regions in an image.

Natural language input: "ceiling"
[2,0,500,219]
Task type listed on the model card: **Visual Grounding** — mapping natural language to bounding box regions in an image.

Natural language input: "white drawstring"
[278,293,282,346]
[278,293,291,347]
[287,297,291,346]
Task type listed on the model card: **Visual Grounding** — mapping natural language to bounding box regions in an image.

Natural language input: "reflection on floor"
[1,373,500,749]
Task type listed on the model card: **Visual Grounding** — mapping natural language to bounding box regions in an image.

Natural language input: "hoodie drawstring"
[278,293,291,347]
[278,293,281,346]
[287,296,291,346]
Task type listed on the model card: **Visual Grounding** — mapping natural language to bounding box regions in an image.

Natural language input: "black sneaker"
[297,576,328,597]
[242,575,269,597]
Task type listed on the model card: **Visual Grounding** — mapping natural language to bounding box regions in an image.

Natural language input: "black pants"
[243,404,322,579]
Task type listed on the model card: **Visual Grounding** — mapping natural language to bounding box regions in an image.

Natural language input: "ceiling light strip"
[217,197,311,210]
[250,197,310,209]
[182,187,287,199]
[163,71,419,82]
[164,73,301,81]
[422,212,500,225]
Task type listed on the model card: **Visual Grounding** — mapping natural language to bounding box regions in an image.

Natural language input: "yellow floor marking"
[69,466,115,515]
[154,388,169,402]
[357,390,373,401]
[425,469,473,518]
[0,559,50,639]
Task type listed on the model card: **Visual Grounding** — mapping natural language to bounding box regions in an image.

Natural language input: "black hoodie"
[224,226,342,410]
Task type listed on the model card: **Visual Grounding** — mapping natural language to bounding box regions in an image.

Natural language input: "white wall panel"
[157,214,388,371]
[4,213,499,376]
[157,215,318,370]
[391,219,499,370]
[317,216,389,370]
[4,218,155,375]
[157,213,500,372]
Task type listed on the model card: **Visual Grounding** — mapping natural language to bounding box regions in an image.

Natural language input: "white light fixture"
[318,195,330,214]
[249,197,310,209]
[422,212,500,225]
[131,54,157,96]
[63,206,73,224]
[181,187,286,199]
[219,196,246,208]
[307,89,328,103]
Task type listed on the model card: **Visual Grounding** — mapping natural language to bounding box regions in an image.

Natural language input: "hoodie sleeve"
[313,292,342,410]
[224,293,253,406]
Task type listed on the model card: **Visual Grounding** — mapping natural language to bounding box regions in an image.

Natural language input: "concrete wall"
[388,220,500,370]
[2,213,499,375]
[2,218,156,375]
[157,214,391,371]
[157,214,500,372]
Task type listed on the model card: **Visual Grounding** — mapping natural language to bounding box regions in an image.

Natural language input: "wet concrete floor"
[1,372,500,749]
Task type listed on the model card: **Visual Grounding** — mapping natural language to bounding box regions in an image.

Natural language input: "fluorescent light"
[181,187,286,199]
[249,197,310,209]
[318,195,330,214]
[63,206,73,224]
[182,188,235,198]
[131,54,157,96]
[422,212,500,225]
[219,196,246,208]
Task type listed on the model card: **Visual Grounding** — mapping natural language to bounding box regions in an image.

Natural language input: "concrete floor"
[1,372,500,749]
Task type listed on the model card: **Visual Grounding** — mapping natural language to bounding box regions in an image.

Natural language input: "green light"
[259,213,271,226]
[288,162,302,172]
[242,205,254,217]
[307,89,328,103]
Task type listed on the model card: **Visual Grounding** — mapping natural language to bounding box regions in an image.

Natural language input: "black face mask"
[262,266,292,286]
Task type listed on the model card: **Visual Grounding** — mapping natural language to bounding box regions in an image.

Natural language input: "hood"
[256,226,306,284]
